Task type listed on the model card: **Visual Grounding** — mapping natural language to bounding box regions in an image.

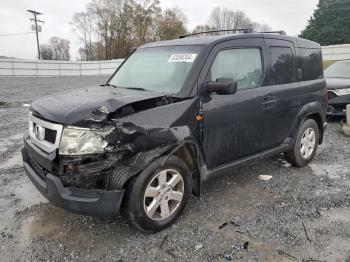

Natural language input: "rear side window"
[269,47,294,85]
[300,48,323,81]
[210,48,263,90]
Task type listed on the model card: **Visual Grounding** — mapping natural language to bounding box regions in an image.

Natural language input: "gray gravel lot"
[0,76,350,262]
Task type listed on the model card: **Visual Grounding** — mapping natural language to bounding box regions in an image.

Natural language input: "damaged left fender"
[64,97,205,195]
[106,97,204,194]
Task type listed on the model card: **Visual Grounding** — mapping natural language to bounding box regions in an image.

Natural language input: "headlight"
[59,127,113,156]
[336,88,350,96]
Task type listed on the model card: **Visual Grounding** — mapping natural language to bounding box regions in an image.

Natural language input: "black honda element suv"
[22,30,327,232]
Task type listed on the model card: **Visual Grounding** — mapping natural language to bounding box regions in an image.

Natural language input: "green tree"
[300,0,350,45]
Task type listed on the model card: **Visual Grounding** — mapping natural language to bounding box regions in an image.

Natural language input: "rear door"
[262,38,301,146]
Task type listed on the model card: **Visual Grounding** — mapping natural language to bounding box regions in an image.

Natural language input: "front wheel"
[122,155,192,233]
[285,119,319,167]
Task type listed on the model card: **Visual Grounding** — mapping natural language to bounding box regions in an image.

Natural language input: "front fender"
[104,97,205,193]
[106,138,205,195]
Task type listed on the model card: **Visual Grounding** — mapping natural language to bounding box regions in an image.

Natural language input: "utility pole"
[27,10,44,60]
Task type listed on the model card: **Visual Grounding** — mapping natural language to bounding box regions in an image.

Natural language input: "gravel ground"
[0,76,350,262]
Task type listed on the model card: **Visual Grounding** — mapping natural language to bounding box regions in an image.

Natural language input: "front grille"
[29,112,63,153]
[44,128,57,144]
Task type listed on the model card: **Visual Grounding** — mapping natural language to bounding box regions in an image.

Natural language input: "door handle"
[262,96,277,110]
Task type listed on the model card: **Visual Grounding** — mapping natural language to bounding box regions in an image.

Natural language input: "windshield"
[109,46,203,94]
[324,60,350,78]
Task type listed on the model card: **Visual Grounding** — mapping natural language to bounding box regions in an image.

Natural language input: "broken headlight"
[59,127,113,156]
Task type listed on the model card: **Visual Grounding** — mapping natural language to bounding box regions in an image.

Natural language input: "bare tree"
[133,0,161,45]
[156,8,188,40]
[87,0,139,59]
[110,0,135,58]
[87,0,116,60]
[40,44,53,60]
[74,1,243,60]
[49,37,71,61]
[252,22,272,32]
[39,37,70,61]
[192,25,213,34]
[209,7,253,30]
[71,12,94,61]
[208,7,272,32]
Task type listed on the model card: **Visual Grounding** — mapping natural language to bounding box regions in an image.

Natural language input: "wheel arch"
[109,140,204,196]
[292,101,325,145]
[160,140,204,196]
[305,112,324,144]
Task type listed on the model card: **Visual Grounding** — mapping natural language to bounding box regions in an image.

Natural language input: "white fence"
[0,59,124,77]
[321,44,350,61]
[0,44,349,77]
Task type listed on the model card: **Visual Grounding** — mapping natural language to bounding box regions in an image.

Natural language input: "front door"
[200,38,271,170]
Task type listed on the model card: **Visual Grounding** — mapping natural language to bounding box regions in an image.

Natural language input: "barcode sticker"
[168,54,197,63]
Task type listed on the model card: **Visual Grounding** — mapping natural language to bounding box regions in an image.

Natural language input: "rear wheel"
[123,155,192,233]
[285,119,319,167]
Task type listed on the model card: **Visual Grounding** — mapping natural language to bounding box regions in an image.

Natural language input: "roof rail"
[179,28,254,39]
[259,30,286,35]
[179,29,287,39]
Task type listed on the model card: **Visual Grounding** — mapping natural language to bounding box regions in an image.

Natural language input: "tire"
[285,119,319,167]
[122,155,192,233]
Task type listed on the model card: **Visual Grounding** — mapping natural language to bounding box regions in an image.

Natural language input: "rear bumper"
[22,144,124,218]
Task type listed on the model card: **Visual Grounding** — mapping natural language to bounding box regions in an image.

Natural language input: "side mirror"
[206,78,238,95]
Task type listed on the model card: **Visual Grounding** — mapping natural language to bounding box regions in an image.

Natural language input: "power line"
[27,10,44,60]
[0,32,35,37]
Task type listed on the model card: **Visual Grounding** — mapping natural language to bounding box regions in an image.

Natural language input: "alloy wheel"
[300,127,316,159]
[143,169,184,221]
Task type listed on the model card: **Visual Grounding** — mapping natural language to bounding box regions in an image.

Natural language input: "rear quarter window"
[269,47,294,85]
[299,48,323,81]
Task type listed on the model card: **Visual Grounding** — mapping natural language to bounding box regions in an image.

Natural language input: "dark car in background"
[325,60,350,117]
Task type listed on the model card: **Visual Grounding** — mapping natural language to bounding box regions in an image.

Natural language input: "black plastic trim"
[22,153,124,218]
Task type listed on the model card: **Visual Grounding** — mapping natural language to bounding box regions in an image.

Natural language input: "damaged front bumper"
[21,136,124,218]
[327,93,350,116]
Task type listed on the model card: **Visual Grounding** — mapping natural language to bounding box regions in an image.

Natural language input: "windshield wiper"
[102,83,118,88]
[123,87,148,91]
[103,84,148,91]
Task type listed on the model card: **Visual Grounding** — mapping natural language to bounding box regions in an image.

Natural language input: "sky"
[0,0,318,60]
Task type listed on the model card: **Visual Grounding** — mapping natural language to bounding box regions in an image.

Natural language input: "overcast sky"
[0,0,318,60]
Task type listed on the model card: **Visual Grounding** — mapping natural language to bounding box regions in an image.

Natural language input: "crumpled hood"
[30,85,166,126]
[326,77,350,90]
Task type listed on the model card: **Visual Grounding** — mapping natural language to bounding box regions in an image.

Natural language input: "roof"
[140,33,320,49]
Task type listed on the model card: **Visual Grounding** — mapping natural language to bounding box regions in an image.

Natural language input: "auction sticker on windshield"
[168,54,197,63]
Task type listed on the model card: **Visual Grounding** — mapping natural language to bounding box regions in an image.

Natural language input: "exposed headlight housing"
[59,127,114,156]
[335,88,350,96]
